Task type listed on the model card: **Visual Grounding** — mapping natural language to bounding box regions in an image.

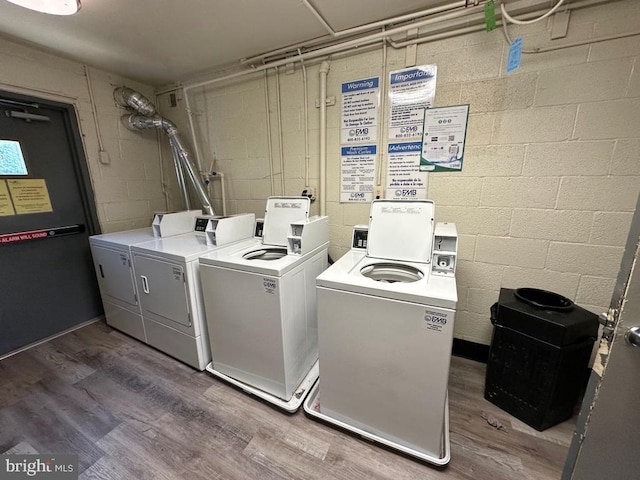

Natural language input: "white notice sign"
[388,65,437,141]
[385,142,427,200]
[341,77,380,144]
[420,104,470,172]
[340,145,376,203]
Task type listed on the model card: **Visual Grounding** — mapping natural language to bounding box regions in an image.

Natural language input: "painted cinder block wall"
[168,0,640,345]
[0,37,182,234]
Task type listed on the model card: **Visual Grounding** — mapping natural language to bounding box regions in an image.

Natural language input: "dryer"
[199,196,328,411]
[304,199,458,465]
[130,213,255,370]
[89,210,201,342]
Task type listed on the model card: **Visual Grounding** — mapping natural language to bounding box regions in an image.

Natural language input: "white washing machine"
[89,210,201,342]
[199,196,328,411]
[130,213,255,370]
[304,199,458,465]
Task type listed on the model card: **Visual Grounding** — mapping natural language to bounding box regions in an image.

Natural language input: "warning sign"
[7,179,53,214]
[0,180,15,216]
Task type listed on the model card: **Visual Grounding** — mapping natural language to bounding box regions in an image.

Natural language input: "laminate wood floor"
[0,321,575,479]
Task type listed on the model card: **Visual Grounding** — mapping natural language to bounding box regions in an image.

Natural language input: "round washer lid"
[366,199,434,263]
[242,247,288,261]
[360,262,424,283]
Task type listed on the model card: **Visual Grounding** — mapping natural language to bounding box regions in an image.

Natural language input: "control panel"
[432,222,457,277]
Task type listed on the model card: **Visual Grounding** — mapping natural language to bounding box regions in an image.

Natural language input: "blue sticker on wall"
[506,36,523,74]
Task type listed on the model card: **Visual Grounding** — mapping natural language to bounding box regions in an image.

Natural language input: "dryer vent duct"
[113,87,214,216]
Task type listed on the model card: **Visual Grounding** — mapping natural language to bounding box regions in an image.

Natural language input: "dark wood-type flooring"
[0,321,575,479]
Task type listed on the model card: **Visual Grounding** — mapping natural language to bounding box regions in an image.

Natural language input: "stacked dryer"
[89,210,201,342]
[130,214,255,370]
[199,196,328,411]
[305,199,458,465]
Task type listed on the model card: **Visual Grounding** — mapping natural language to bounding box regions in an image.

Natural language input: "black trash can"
[484,287,599,431]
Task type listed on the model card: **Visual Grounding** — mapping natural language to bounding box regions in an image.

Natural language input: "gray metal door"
[563,193,640,479]
[0,90,101,355]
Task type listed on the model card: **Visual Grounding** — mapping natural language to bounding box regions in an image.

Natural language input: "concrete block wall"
[171,0,640,345]
[0,37,174,233]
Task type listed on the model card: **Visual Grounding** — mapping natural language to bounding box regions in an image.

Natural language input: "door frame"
[562,192,640,478]
[0,88,100,236]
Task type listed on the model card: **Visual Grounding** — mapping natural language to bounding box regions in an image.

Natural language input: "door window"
[0,139,28,175]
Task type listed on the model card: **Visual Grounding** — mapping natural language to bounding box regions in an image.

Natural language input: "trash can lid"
[514,288,574,312]
[492,288,598,346]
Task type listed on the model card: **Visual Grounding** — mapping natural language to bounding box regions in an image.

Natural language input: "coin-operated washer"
[130,213,255,370]
[199,196,329,412]
[304,199,458,465]
[89,210,201,342]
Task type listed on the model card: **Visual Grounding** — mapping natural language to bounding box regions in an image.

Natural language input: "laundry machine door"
[133,255,192,331]
[90,245,137,308]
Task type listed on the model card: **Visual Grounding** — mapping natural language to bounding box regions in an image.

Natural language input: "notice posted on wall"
[0,180,16,216]
[7,178,53,214]
[341,77,380,144]
[420,104,470,172]
[340,145,376,203]
[385,142,427,200]
[388,65,437,141]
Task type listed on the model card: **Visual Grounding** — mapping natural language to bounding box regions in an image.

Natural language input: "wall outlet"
[373,186,384,200]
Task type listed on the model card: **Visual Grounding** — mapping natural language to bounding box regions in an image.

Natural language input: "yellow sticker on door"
[0,180,16,216]
[7,178,53,214]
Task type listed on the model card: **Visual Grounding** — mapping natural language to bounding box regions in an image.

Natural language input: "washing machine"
[199,196,329,411]
[130,213,255,370]
[304,199,458,465]
[89,210,201,342]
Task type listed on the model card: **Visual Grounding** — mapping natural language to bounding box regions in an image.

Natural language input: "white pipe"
[264,70,275,195]
[319,60,330,217]
[501,0,565,25]
[204,172,228,216]
[183,87,204,173]
[275,66,286,195]
[376,29,387,189]
[83,65,108,161]
[183,3,485,94]
[240,0,468,65]
[299,49,310,187]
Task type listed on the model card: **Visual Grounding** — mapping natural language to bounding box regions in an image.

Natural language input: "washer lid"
[262,196,310,246]
[360,262,425,283]
[367,199,434,263]
[242,247,288,261]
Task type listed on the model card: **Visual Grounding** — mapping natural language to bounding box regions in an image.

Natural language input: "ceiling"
[0,0,455,87]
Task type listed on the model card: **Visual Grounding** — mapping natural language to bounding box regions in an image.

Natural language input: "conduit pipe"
[264,70,276,196]
[170,142,191,209]
[242,0,468,65]
[319,60,330,217]
[203,171,227,216]
[275,66,286,195]
[114,86,214,215]
[183,3,485,94]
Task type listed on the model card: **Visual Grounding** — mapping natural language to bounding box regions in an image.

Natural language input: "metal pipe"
[170,141,191,209]
[264,70,275,195]
[113,86,156,117]
[123,113,214,215]
[301,0,335,36]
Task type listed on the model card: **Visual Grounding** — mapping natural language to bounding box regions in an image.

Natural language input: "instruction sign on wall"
[340,77,380,203]
[420,104,470,172]
[384,65,437,199]
[0,180,15,216]
[340,146,376,203]
[7,178,53,214]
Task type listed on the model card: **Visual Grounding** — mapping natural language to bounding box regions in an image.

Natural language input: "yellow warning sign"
[7,179,53,214]
[0,180,16,216]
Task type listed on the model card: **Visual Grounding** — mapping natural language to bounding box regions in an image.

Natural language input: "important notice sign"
[7,179,53,214]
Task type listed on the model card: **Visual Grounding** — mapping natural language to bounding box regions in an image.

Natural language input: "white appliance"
[199,196,328,411]
[130,213,255,370]
[89,210,201,342]
[304,199,458,465]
